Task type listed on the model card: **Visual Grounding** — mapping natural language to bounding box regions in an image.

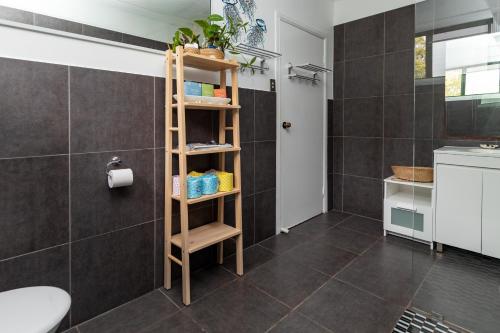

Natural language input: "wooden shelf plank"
[172,188,240,204]
[171,222,241,253]
[172,103,240,110]
[173,53,240,71]
[172,147,241,155]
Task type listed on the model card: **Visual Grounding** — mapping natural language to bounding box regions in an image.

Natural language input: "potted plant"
[168,27,200,54]
[194,14,248,59]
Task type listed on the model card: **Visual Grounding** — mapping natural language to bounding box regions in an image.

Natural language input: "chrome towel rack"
[295,63,332,73]
[234,43,281,74]
[287,62,332,83]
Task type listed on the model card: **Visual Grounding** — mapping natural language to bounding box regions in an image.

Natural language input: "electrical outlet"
[270,79,276,92]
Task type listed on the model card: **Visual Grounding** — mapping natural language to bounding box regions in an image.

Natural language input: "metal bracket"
[106,156,122,175]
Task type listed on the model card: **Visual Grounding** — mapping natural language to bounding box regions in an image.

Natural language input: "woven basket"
[184,47,200,55]
[392,166,434,183]
[200,48,225,59]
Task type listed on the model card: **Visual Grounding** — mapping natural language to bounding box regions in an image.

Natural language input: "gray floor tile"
[224,244,275,273]
[269,312,331,333]
[163,265,236,307]
[140,311,203,333]
[337,215,384,237]
[311,211,352,226]
[320,226,379,255]
[185,280,289,333]
[298,279,404,333]
[259,232,311,255]
[412,249,500,333]
[78,290,178,333]
[290,220,334,238]
[336,240,435,306]
[244,255,329,307]
[283,237,357,276]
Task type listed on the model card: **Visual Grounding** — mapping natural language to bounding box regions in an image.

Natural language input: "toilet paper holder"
[106,156,122,175]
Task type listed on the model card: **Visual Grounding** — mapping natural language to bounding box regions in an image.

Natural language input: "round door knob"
[282,121,292,129]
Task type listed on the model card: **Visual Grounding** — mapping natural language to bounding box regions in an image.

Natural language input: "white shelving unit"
[383,176,434,249]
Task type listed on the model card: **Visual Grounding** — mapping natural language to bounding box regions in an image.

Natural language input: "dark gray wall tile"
[0,5,33,24]
[415,93,433,139]
[343,138,382,178]
[122,34,156,49]
[71,149,154,241]
[34,14,82,34]
[0,156,69,260]
[415,139,433,167]
[446,100,474,137]
[385,5,415,53]
[82,25,122,42]
[345,55,384,98]
[385,50,415,95]
[254,90,276,141]
[0,244,69,292]
[384,94,414,138]
[255,141,276,192]
[154,77,166,148]
[328,99,333,137]
[327,137,333,173]
[155,219,165,289]
[0,57,68,158]
[343,175,383,220]
[334,62,344,99]
[71,222,155,325]
[333,100,343,137]
[333,137,343,174]
[255,190,276,242]
[333,173,343,211]
[345,14,385,60]
[383,138,414,178]
[224,196,255,248]
[239,88,255,143]
[344,97,383,137]
[70,67,154,153]
[334,25,345,63]
[328,173,334,211]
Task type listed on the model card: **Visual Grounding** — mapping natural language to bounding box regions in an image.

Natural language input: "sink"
[464,148,500,154]
[435,146,500,156]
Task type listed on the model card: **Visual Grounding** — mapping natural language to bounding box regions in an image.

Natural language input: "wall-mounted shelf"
[234,43,281,74]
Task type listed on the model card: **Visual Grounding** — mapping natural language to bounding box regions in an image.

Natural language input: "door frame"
[275,12,329,234]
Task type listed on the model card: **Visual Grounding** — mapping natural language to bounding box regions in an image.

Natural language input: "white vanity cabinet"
[434,147,500,259]
[482,170,500,258]
[434,164,482,253]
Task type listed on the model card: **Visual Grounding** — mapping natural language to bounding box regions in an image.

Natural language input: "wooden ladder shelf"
[164,46,244,306]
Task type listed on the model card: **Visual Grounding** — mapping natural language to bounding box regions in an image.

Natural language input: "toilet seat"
[0,286,71,333]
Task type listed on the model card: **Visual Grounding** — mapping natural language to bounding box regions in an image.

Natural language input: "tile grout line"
[153,76,157,290]
[68,65,73,327]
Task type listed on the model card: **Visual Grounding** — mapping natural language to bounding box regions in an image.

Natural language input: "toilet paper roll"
[108,169,134,188]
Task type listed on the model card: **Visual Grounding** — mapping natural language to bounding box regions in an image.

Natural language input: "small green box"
[201,83,214,97]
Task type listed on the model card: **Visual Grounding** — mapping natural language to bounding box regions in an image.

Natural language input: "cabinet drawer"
[391,207,424,232]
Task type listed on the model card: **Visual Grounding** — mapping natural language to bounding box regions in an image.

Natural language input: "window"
[415,36,427,79]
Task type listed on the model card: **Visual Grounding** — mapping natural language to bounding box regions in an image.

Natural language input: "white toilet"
[0,286,71,333]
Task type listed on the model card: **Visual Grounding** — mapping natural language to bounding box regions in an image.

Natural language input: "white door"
[482,170,500,259]
[279,19,325,229]
[435,164,482,253]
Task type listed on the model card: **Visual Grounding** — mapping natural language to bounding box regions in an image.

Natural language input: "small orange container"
[214,88,227,98]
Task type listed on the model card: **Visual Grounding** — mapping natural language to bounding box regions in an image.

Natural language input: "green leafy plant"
[194,14,248,53]
[168,27,200,51]
[240,56,257,74]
